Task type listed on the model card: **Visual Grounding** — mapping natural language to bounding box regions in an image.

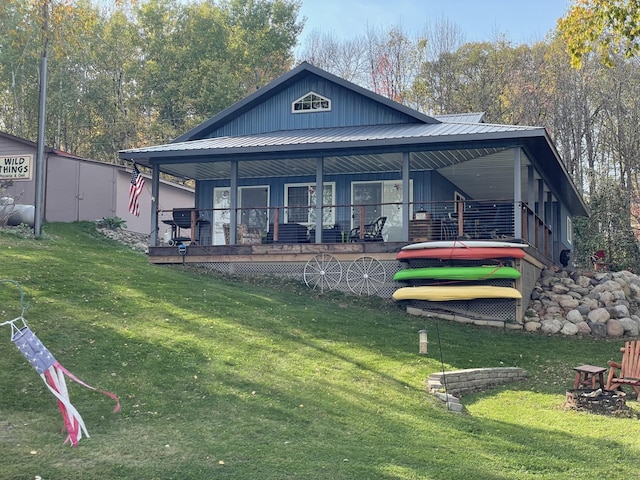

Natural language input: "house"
[0,131,194,234]
[119,62,588,322]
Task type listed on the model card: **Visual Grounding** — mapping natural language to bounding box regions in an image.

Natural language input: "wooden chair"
[606,340,640,397]
[349,216,386,242]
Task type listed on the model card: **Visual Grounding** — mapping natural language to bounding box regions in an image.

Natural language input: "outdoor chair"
[606,340,640,397]
[591,249,611,271]
[349,216,386,242]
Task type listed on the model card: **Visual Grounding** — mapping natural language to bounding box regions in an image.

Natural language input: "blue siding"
[207,77,418,138]
[430,171,460,202]
[198,170,437,230]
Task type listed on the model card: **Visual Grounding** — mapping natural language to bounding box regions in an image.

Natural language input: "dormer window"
[292,91,331,113]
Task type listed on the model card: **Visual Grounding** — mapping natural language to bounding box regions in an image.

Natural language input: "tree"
[410,17,466,114]
[223,0,303,92]
[297,30,369,85]
[365,25,427,105]
[558,0,640,68]
[574,178,640,271]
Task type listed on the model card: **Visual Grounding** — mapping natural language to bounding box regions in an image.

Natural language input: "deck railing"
[158,199,552,254]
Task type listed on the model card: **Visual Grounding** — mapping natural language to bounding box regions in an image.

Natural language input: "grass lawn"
[0,222,638,479]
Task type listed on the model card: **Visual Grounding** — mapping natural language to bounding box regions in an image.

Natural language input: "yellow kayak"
[392,285,522,301]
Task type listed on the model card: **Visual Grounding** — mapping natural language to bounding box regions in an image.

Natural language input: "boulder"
[524,321,541,332]
[540,319,563,334]
[576,322,592,335]
[618,318,640,337]
[587,308,610,323]
[566,309,584,324]
[589,322,607,337]
[560,322,579,336]
[606,319,625,337]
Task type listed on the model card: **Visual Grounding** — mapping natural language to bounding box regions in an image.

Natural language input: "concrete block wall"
[428,367,527,396]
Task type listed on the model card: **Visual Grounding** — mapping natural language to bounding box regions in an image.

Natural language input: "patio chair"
[349,216,386,242]
[606,340,640,397]
[591,249,610,271]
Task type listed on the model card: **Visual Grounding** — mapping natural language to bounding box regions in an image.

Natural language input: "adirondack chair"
[606,340,640,397]
[349,216,387,242]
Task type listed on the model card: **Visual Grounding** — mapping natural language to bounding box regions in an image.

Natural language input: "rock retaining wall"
[525,268,640,337]
[427,367,527,396]
[97,226,149,253]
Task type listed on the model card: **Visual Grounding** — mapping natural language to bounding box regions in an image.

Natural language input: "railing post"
[190,208,197,242]
[273,208,280,242]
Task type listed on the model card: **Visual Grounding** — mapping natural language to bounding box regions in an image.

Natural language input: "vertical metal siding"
[207,77,416,138]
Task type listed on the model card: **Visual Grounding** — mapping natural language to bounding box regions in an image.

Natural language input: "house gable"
[203,75,426,138]
[175,61,439,142]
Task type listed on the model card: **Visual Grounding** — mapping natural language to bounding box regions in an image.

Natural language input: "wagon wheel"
[346,256,386,295]
[304,254,342,293]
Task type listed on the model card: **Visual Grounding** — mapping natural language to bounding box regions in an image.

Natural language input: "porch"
[155,198,552,256]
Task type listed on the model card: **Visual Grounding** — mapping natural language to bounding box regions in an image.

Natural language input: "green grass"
[0,222,638,479]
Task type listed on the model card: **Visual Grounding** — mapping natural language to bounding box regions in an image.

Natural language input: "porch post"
[402,151,410,241]
[546,191,553,256]
[230,161,238,244]
[315,157,324,243]
[537,178,544,247]
[513,148,522,240]
[527,165,535,243]
[150,164,160,247]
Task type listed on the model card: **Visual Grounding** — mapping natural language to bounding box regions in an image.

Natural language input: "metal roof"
[433,112,486,123]
[119,121,587,216]
[121,122,539,159]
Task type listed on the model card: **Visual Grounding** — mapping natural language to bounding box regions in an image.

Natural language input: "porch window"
[292,92,331,113]
[284,182,335,225]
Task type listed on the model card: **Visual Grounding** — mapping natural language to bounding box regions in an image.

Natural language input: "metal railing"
[157,199,552,254]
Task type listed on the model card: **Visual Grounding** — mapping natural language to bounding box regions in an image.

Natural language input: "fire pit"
[565,388,629,416]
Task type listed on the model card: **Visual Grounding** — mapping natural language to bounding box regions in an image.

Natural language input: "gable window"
[292,92,331,113]
[285,182,335,225]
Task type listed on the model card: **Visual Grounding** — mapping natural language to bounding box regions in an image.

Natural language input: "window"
[567,216,573,245]
[292,92,331,113]
[284,182,335,225]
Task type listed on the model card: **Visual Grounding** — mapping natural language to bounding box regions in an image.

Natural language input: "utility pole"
[34,0,49,238]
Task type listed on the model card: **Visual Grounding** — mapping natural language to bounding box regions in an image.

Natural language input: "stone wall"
[427,367,527,396]
[97,226,149,253]
[525,268,640,337]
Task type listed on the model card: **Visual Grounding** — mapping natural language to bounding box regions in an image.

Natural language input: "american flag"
[128,164,145,216]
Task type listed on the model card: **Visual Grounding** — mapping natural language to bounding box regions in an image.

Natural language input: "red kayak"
[396,247,526,261]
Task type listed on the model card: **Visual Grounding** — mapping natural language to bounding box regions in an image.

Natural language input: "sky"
[297,0,572,46]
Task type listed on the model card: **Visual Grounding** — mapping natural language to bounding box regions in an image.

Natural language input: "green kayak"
[393,265,521,282]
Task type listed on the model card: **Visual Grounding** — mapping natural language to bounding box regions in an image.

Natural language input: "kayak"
[397,247,526,261]
[401,240,528,250]
[393,265,521,282]
[392,285,522,301]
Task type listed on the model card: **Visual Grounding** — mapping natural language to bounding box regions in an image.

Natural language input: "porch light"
[418,330,428,355]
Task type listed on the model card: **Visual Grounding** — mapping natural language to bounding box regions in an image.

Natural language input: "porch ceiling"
[154,146,527,201]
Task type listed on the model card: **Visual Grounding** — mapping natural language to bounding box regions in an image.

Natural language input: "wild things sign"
[0,155,33,180]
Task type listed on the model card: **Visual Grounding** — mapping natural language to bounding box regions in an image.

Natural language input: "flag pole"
[34,1,50,239]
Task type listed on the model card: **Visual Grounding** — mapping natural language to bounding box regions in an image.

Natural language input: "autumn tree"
[297,30,369,84]
[558,0,640,68]
[410,17,466,114]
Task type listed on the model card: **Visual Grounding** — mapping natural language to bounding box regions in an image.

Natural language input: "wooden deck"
[148,241,406,264]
